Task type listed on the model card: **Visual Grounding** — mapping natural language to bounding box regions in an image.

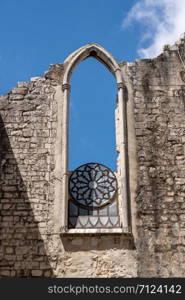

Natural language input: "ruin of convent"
[1,36,185,277]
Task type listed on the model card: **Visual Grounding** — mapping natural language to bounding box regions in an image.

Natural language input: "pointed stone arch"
[62,43,123,86]
[54,43,130,234]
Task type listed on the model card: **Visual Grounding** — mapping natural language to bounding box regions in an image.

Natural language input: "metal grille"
[68,163,120,229]
[68,199,120,228]
[69,163,117,209]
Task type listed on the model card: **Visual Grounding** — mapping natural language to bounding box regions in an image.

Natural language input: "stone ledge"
[60,227,132,236]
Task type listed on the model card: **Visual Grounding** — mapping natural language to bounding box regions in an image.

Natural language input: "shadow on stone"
[0,116,53,277]
[61,234,135,252]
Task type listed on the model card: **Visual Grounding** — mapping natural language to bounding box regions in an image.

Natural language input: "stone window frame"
[54,43,130,235]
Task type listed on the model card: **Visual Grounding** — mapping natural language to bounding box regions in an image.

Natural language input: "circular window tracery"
[69,163,117,210]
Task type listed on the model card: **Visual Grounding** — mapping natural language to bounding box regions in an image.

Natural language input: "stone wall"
[0,65,137,277]
[0,77,58,276]
[124,35,185,277]
[1,37,185,277]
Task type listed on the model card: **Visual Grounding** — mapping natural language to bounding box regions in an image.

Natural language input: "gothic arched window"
[54,43,130,234]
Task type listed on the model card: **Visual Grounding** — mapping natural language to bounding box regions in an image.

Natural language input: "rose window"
[69,163,117,210]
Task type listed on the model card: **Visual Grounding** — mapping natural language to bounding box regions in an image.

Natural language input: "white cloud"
[122,0,185,58]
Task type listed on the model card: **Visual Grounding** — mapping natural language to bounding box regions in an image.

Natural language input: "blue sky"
[0,0,184,170]
[0,0,138,96]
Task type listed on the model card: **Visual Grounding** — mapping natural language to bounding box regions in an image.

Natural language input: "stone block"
[0,270,11,276]
[31,270,43,277]
[12,87,28,95]
[180,215,185,221]
[9,94,24,100]
[22,129,33,137]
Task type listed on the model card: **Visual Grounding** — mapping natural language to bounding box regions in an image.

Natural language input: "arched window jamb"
[55,44,129,234]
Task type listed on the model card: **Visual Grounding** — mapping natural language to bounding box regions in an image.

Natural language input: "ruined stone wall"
[0,65,137,278]
[0,76,58,277]
[124,36,185,277]
[1,37,185,277]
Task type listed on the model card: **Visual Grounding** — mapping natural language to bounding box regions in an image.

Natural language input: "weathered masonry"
[1,36,185,277]
[55,44,130,235]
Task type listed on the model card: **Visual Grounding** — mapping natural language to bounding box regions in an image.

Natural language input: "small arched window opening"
[54,43,130,234]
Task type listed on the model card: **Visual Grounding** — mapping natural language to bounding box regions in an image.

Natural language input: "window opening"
[69,57,117,170]
[56,44,129,233]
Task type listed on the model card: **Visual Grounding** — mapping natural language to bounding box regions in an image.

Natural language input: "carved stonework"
[62,83,71,91]
[117,82,124,89]
[69,163,118,209]
[57,43,129,233]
